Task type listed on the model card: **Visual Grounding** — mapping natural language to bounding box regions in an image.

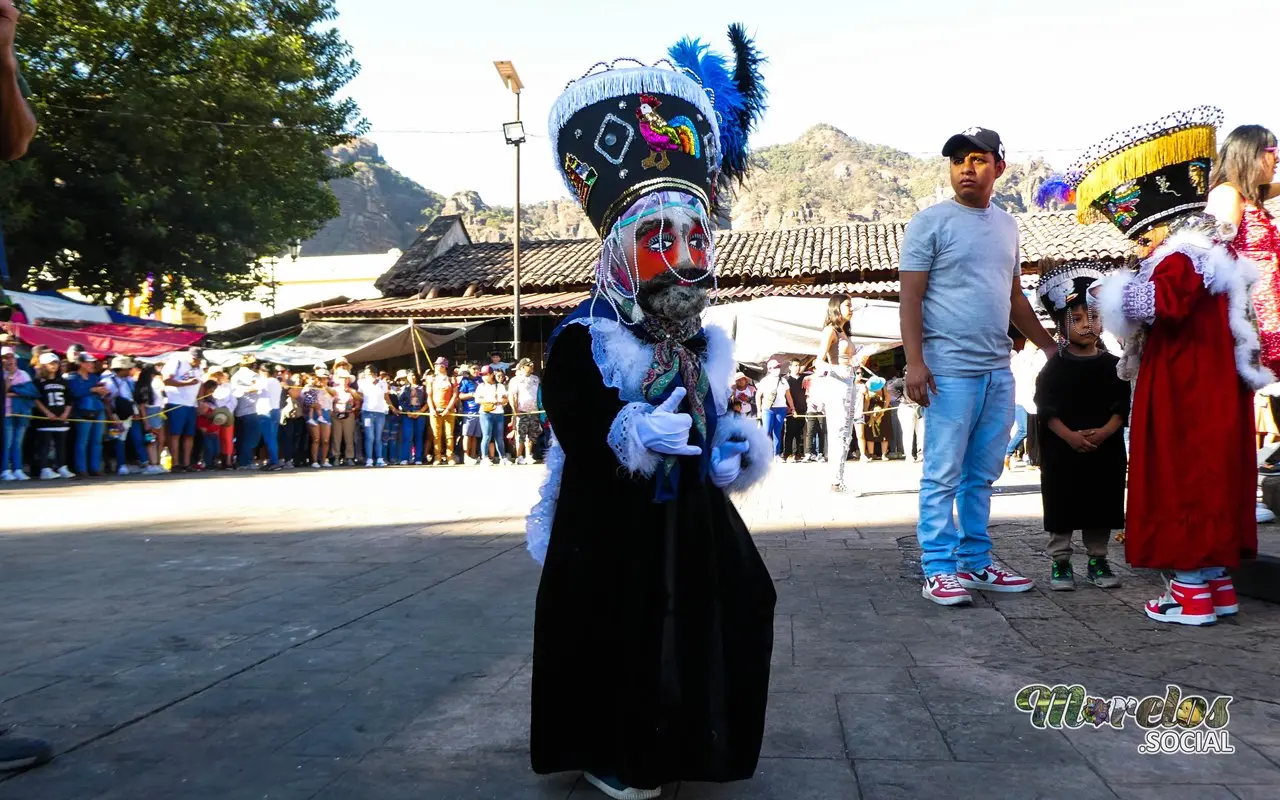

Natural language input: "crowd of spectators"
[1,343,545,481]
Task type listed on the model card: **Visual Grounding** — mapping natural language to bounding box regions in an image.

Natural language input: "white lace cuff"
[607,402,663,477]
[1121,281,1156,326]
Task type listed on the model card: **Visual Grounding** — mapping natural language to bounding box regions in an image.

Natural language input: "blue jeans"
[383,414,399,462]
[113,422,149,468]
[258,409,280,465]
[401,415,427,463]
[480,411,504,462]
[917,370,1015,578]
[203,432,221,468]
[236,414,262,466]
[1006,404,1029,457]
[1174,567,1227,584]
[73,411,106,475]
[765,407,787,456]
[3,416,29,472]
[362,411,386,462]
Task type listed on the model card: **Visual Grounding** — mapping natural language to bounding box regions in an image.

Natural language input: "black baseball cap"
[942,127,1006,162]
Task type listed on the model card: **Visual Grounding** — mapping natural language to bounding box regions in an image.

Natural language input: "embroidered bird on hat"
[637,93,701,171]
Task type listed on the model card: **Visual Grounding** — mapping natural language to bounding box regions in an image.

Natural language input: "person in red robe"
[1046,106,1275,626]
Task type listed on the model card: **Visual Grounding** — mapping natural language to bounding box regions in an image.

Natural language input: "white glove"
[633,387,702,457]
[709,439,749,488]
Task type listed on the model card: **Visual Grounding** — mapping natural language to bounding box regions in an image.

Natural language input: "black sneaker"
[1087,557,1121,588]
[1050,560,1075,591]
[0,730,52,772]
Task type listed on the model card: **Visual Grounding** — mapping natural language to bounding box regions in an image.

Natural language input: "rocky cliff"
[304,128,1064,255]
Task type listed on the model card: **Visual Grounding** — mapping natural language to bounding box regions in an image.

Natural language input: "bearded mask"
[592,190,717,328]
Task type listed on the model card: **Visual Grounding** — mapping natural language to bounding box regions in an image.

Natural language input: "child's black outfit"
[1034,263,1130,588]
[1035,350,1130,537]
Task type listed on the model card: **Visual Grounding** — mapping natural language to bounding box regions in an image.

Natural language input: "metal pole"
[409,317,421,376]
[512,90,522,365]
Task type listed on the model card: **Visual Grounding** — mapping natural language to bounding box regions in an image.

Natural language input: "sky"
[333,0,1278,208]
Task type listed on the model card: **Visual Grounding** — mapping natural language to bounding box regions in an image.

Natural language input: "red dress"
[1126,252,1258,570]
[1236,205,1280,374]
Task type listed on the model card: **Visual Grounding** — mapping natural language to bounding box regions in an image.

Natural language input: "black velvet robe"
[531,323,776,788]
[1034,350,1130,533]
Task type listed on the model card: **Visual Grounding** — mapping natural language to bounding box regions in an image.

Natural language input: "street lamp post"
[495,60,525,364]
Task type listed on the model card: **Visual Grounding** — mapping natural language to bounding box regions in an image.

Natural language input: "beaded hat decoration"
[1057,106,1223,239]
[549,24,766,239]
[1036,261,1110,316]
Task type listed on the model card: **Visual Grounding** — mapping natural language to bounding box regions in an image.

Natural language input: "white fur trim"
[703,323,734,412]
[607,402,663,477]
[1094,270,1141,341]
[589,320,651,402]
[525,436,565,565]
[712,414,772,494]
[1148,230,1277,390]
[549,67,721,200]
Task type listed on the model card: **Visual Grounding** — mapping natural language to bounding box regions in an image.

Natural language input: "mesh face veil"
[591,190,718,324]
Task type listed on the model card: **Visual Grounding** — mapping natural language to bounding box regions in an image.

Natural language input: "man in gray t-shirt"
[898,126,1055,608]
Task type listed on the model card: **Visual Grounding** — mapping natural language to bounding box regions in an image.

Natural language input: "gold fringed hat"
[1065,106,1223,239]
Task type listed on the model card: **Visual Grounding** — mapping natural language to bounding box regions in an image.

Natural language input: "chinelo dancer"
[525,25,775,800]
[1042,106,1273,625]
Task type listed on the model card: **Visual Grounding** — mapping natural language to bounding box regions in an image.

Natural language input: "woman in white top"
[814,294,865,493]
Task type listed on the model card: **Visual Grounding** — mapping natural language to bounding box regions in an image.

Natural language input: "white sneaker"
[375,459,387,467]
[922,574,974,606]
[14,470,29,481]
[57,467,75,479]
[39,468,58,480]
[1257,503,1276,524]
[583,773,661,800]
[143,464,165,475]
[321,461,333,468]
[0,470,13,481]
[311,462,321,469]
[117,466,131,476]
[365,458,374,467]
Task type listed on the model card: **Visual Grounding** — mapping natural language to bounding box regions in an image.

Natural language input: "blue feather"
[1035,175,1075,209]
[668,26,766,192]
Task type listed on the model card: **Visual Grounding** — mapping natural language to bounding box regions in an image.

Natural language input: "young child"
[196,379,222,470]
[32,352,73,479]
[1033,263,1130,591]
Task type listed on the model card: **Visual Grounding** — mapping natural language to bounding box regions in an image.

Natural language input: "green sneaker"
[1050,560,1075,591]
[1087,557,1121,588]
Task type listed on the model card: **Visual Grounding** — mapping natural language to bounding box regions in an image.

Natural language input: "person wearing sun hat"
[1047,106,1272,626]
[527,25,773,799]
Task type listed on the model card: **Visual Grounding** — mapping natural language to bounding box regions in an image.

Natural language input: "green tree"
[0,0,366,307]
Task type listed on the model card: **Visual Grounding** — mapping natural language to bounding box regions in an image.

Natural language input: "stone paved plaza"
[1,461,1279,799]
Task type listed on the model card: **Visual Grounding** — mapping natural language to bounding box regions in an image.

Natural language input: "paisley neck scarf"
[639,315,709,442]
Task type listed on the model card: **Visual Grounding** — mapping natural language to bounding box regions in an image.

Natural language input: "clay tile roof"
[380,210,1144,298]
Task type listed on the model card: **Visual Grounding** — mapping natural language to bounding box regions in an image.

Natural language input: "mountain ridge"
[302,126,1068,256]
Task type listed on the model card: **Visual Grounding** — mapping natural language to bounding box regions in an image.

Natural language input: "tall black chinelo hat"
[549,25,767,238]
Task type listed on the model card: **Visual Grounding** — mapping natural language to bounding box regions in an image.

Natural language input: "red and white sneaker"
[922,574,973,606]
[1208,576,1238,616]
[1144,580,1217,626]
[956,565,1034,593]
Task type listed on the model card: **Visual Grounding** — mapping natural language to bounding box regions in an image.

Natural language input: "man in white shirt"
[231,355,262,469]
[102,356,151,475]
[255,361,283,470]
[507,358,543,465]
[357,365,391,467]
[162,346,204,471]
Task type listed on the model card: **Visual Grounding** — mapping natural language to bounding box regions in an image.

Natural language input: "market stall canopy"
[1,289,169,326]
[702,296,901,367]
[3,320,205,358]
[141,320,484,368]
